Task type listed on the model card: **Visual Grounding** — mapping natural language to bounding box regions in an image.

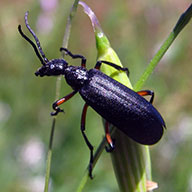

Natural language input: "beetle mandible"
[18,11,166,178]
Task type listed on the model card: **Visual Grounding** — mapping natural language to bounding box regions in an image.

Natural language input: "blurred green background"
[0,0,192,191]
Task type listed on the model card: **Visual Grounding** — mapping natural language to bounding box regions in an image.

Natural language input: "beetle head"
[35,59,68,77]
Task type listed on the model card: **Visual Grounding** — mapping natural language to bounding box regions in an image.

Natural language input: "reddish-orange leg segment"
[137,90,154,104]
[81,103,94,179]
[105,121,115,152]
[51,90,77,116]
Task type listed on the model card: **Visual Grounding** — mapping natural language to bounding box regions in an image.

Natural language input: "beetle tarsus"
[88,162,94,179]
[105,139,115,152]
[88,145,94,179]
[105,145,114,152]
[51,108,64,116]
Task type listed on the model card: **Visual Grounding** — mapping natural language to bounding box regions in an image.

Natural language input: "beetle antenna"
[18,25,45,65]
[24,11,49,63]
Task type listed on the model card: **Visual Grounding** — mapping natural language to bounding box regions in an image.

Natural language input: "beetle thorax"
[65,66,88,90]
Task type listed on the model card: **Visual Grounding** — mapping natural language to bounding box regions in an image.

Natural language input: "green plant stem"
[62,0,80,49]
[44,1,80,191]
[133,32,175,91]
[134,3,192,91]
[44,118,56,192]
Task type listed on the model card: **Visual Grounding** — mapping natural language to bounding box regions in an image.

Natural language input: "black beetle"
[18,11,166,178]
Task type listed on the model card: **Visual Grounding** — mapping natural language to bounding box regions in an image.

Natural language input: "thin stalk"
[44,1,80,191]
[44,118,56,192]
[134,3,192,91]
[62,0,80,49]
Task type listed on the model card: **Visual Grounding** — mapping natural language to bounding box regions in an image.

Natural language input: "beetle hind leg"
[105,121,115,152]
[81,103,94,179]
[137,90,154,104]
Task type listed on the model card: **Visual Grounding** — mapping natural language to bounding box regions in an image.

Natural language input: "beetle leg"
[95,60,129,76]
[137,90,154,104]
[105,121,115,152]
[51,90,77,116]
[81,103,94,179]
[60,47,87,68]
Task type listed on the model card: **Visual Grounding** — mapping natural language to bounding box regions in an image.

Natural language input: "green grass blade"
[44,118,56,192]
[134,3,192,91]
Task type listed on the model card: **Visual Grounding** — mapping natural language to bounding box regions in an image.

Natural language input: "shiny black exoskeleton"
[35,60,165,145]
[18,11,166,178]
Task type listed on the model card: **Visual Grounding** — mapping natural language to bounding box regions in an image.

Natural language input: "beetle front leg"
[60,48,87,68]
[95,60,129,76]
[137,90,154,104]
[51,90,77,116]
[81,103,94,179]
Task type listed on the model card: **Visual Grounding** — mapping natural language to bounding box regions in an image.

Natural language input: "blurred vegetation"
[0,0,192,191]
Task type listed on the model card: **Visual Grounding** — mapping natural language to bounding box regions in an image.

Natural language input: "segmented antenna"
[24,11,49,63]
[18,25,45,65]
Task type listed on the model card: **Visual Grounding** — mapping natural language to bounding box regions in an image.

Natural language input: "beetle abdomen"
[80,69,165,145]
